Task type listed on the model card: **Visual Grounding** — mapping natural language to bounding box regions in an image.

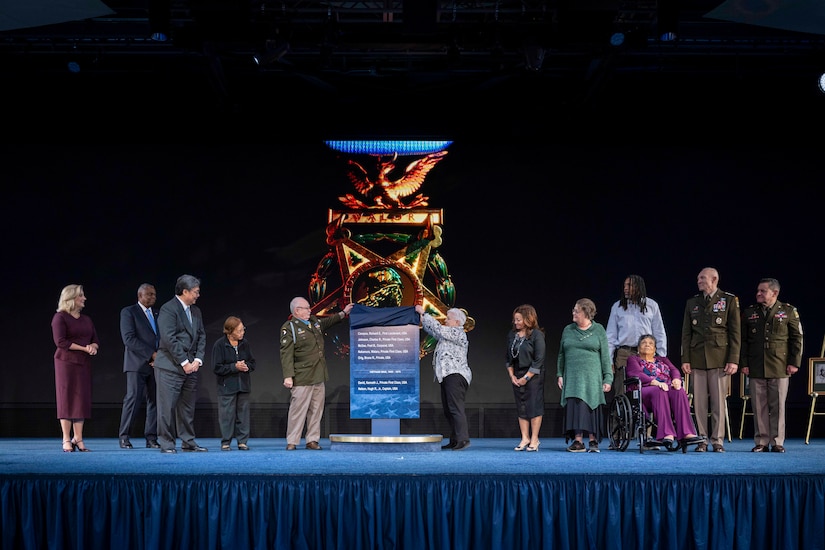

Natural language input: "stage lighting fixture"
[490,45,504,71]
[446,41,460,68]
[320,42,334,68]
[523,44,546,71]
[612,1,656,48]
[819,73,825,94]
[253,42,290,67]
[657,0,680,42]
[66,41,80,73]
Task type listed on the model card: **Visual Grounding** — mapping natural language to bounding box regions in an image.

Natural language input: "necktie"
[146,308,157,334]
[185,306,192,325]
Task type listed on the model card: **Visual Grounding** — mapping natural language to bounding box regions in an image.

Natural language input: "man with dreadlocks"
[605,275,668,407]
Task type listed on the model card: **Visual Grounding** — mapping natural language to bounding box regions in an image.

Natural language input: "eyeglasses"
[295,306,311,311]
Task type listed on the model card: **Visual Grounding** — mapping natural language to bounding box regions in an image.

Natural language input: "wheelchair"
[607,376,700,454]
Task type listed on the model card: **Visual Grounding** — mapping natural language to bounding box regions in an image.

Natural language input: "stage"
[1,437,823,549]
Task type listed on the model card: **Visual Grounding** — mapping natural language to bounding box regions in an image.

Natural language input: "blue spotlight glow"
[325,140,453,156]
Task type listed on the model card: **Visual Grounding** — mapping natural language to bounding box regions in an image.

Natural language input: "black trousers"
[118,370,157,441]
[441,373,470,444]
[217,391,250,445]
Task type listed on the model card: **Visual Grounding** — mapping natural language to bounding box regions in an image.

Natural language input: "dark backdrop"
[3,141,823,430]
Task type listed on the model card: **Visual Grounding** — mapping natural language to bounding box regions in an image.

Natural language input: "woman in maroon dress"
[51,284,99,452]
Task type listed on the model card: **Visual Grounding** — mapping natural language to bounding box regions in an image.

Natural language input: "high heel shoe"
[514,441,530,451]
[526,441,541,452]
[62,439,74,453]
[71,438,90,452]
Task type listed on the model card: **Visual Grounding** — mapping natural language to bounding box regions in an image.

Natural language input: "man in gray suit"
[154,274,207,453]
[118,283,160,449]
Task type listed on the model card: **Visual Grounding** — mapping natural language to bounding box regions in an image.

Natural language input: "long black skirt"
[562,397,605,442]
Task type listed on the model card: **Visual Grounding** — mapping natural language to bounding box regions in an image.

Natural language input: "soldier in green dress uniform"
[681,267,741,452]
[740,278,803,453]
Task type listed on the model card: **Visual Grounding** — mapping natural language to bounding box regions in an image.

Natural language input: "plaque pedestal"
[330,419,442,452]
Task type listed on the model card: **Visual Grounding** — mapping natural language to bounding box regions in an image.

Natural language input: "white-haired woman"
[416,304,473,451]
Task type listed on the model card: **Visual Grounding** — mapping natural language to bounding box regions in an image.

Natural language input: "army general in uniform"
[740,278,803,453]
[681,267,741,452]
[279,296,354,451]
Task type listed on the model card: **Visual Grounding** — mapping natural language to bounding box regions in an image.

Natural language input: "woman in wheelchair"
[625,334,705,449]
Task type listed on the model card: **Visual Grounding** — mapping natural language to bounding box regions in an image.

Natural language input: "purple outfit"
[626,355,697,440]
[51,311,99,419]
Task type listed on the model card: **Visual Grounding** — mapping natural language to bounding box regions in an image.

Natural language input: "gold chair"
[738,374,752,440]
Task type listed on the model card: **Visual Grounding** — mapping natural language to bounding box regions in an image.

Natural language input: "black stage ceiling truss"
[3,1,824,73]
[3,1,825,132]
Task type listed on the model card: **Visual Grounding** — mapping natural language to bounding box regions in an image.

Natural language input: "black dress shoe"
[161,448,176,454]
[751,444,768,452]
[771,445,786,453]
[181,445,208,452]
[453,440,471,451]
[442,441,457,450]
[146,440,161,449]
[119,438,133,449]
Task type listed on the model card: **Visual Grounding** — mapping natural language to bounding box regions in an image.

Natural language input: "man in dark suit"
[681,267,741,453]
[153,274,207,453]
[740,278,803,453]
[118,283,160,449]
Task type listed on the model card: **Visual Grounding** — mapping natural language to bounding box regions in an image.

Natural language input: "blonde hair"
[56,284,84,314]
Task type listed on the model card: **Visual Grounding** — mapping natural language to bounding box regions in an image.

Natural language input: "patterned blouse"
[634,356,681,386]
[421,313,472,385]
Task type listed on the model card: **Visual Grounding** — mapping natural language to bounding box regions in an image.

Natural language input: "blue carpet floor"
[1,437,821,477]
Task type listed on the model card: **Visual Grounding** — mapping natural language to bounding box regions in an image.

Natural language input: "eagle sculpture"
[339,150,448,209]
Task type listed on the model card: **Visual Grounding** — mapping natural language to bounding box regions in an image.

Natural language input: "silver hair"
[290,296,309,314]
[447,308,467,326]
